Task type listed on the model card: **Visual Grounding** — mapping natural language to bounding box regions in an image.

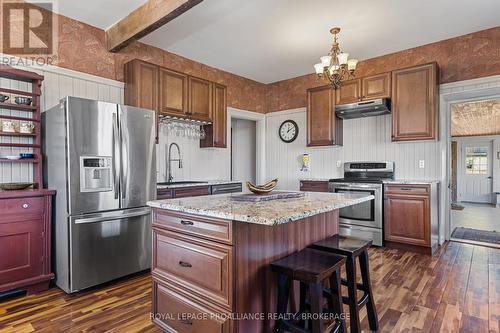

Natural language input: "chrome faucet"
[167,143,183,182]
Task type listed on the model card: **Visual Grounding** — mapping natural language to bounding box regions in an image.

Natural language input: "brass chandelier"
[314,27,358,89]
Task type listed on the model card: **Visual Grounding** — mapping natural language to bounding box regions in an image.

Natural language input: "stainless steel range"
[329,162,394,246]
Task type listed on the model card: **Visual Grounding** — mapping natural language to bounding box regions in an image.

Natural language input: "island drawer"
[153,229,233,310]
[152,279,232,333]
[384,184,429,195]
[153,209,233,245]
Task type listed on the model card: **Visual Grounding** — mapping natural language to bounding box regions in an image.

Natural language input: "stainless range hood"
[335,98,391,119]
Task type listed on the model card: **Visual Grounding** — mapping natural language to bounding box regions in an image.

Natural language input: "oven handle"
[333,186,380,191]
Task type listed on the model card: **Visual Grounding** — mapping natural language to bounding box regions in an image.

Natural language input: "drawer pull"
[179,261,192,268]
[400,188,413,191]
[22,203,29,209]
[179,319,193,325]
[180,220,194,226]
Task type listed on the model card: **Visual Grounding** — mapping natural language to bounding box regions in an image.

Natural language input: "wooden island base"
[151,209,339,333]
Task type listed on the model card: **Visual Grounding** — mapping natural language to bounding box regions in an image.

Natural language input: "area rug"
[451,227,500,245]
[451,203,465,210]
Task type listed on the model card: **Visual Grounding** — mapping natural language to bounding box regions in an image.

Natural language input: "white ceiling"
[50,0,500,83]
[49,0,145,29]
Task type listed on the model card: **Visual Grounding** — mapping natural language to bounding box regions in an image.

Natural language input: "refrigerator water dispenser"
[80,156,113,192]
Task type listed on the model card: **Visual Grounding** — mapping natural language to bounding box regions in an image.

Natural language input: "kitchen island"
[147,192,374,333]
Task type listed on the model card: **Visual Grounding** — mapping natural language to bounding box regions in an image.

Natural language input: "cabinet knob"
[22,203,29,209]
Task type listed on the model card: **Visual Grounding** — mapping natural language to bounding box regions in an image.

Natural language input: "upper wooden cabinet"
[188,77,213,121]
[124,60,159,112]
[201,84,227,148]
[336,79,361,104]
[125,59,227,148]
[362,72,391,100]
[307,85,343,147]
[391,63,438,141]
[336,73,391,105]
[159,68,187,117]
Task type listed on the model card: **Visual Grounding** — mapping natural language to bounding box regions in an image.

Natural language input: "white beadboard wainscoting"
[266,108,442,191]
[0,61,124,183]
[156,124,231,182]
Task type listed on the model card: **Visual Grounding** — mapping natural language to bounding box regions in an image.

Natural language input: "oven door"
[332,184,382,229]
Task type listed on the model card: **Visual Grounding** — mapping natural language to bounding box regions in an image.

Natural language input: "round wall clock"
[279,119,299,143]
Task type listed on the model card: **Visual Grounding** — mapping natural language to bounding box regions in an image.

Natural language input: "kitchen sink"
[157,181,209,186]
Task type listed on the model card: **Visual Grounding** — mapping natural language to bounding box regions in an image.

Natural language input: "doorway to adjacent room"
[449,98,500,246]
[231,118,257,189]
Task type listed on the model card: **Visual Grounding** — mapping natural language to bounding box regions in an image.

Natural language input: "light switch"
[419,160,425,169]
[336,161,342,168]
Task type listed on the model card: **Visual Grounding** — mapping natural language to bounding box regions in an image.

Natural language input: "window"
[465,147,488,175]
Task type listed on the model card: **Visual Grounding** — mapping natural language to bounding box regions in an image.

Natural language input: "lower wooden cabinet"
[0,190,55,294]
[299,180,329,192]
[384,184,438,254]
[152,279,232,333]
[153,228,233,309]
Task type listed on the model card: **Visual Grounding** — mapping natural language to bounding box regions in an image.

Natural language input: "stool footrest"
[280,313,343,333]
[340,291,369,308]
[340,278,366,291]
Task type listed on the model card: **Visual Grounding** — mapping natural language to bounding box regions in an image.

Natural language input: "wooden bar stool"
[271,248,346,333]
[309,235,379,333]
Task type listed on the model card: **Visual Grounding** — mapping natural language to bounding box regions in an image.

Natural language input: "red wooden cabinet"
[0,190,55,294]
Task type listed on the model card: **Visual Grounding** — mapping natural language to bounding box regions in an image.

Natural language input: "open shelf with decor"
[0,64,43,189]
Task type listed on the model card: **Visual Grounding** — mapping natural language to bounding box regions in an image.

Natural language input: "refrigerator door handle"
[74,208,150,224]
[112,112,120,200]
[120,108,128,199]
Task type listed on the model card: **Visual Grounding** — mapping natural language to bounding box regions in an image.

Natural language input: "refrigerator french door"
[43,97,156,293]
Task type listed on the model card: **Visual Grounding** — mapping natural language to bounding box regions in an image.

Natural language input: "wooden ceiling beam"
[106,0,203,53]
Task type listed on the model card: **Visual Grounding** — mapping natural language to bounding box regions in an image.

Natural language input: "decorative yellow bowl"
[246,179,278,195]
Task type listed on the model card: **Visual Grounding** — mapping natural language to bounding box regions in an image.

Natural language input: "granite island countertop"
[147,192,374,226]
[157,180,242,189]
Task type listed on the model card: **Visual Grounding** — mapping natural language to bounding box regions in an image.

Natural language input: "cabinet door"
[307,85,342,147]
[188,77,213,121]
[336,79,361,104]
[0,218,44,285]
[124,60,159,111]
[201,84,227,148]
[392,63,438,141]
[159,68,187,117]
[124,60,159,142]
[384,194,430,246]
[362,73,391,100]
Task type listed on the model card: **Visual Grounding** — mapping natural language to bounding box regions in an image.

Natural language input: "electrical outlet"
[419,160,425,169]
[336,160,342,168]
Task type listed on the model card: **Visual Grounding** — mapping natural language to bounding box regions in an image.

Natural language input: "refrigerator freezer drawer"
[339,223,383,247]
[68,207,151,293]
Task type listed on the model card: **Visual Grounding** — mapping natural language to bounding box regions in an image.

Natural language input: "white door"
[458,141,493,203]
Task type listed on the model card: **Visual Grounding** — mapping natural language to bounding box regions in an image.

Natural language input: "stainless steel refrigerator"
[43,96,156,293]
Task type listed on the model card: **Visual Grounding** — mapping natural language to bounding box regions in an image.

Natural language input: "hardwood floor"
[1,241,499,332]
